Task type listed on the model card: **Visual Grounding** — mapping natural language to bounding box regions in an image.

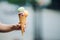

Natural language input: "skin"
[0,23,21,33]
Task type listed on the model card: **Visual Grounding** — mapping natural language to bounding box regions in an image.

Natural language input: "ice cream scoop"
[18,7,28,35]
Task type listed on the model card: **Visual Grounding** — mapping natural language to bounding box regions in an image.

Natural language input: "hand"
[12,24,21,30]
[11,23,26,31]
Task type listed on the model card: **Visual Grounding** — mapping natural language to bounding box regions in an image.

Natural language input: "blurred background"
[0,0,60,40]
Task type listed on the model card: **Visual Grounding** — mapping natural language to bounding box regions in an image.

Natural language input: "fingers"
[16,24,21,30]
[12,24,21,30]
[12,22,26,31]
[14,24,26,30]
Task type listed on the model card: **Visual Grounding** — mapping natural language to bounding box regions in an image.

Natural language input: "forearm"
[0,22,21,33]
[0,23,14,33]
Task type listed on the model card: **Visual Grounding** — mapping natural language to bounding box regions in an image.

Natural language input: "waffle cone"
[18,10,28,35]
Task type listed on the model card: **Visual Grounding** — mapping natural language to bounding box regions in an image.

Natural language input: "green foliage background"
[8,0,26,5]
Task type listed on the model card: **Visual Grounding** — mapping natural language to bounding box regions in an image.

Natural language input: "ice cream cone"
[18,7,28,35]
